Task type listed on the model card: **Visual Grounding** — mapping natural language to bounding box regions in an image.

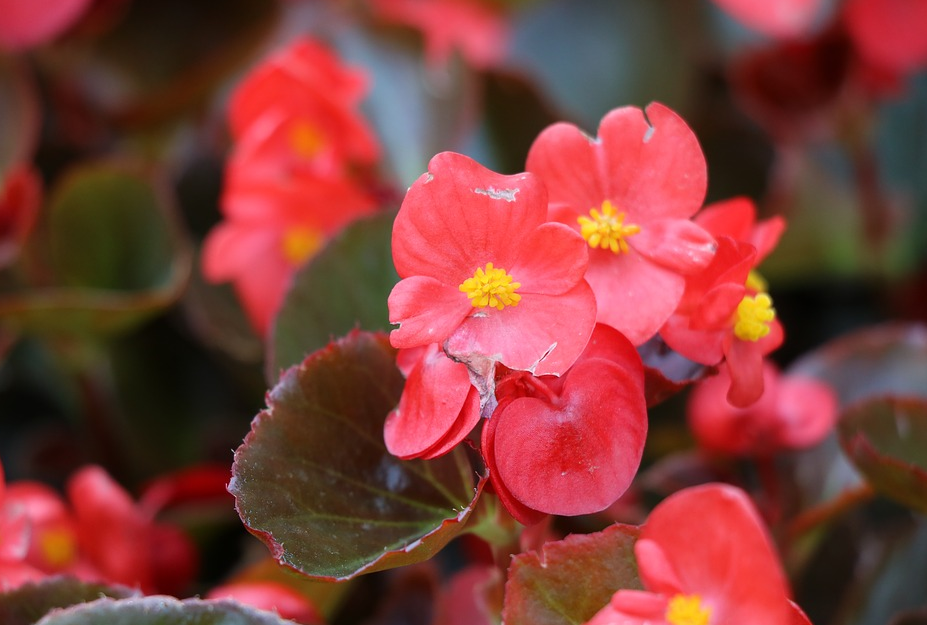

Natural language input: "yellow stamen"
[734,292,776,342]
[459,262,521,311]
[745,269,768,293]
[289,120,325,159]
[666,594,712,625]
[281,227,323,266]
[39,528,77,569]
[577,200,641,254]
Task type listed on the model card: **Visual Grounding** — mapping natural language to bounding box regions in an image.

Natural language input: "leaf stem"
[787,483,876,540]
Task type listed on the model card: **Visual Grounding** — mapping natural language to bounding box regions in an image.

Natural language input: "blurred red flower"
[708,0,825,39]
[389,151,596,376]
[526,103,715,346]
[0,164,41,269]
[586,483,810,625]
[687,361,838,457]
[207,581,324,624]
[368,0,509,69]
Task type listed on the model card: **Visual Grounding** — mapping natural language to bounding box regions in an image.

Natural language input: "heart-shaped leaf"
[840,396,927,513]
[33,596,296,625]
[231,331,484,581]
[503,523,641,625]
[0,577,138,625]
[269,211,399,376]
[0,162,192,337]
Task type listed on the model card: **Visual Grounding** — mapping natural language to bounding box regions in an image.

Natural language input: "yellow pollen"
[39,528,77,569]
[577,200,641,254]
[459,262,521,311]
[734,292,776,342]
[289,120,325,159]
[745,269,768,293]
[666,594,712,625]
[281,227,323,266]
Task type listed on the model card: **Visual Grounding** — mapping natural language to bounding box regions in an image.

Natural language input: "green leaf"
[33,596,296,625]
[269,212,399,376]
[840,397,927,514]
[503,524,641,625]
[0,162,192,337]
[231,331,484,581]
[0,577,138,625]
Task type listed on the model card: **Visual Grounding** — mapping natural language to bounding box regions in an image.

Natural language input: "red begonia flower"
[0,0,93,50]
[662,198,787,407]
[844,0,927,75]
[526,103,715,346]
[687,361,838,457]
[207,581,324,624]
[708,0,825,39]
[368,0,509,69]
[228,38,379,167]
[586,483,806,625]
[389,151,596,376]
[481,324,647,523]
[202,162,376,336]
[384,343,481,460]
[3,482,82,575]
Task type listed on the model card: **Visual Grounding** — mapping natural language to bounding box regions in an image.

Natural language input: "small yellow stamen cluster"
[577,200,641,254]
[745,269,768,293]
[39,528,77,569]
[289,120,325,159]
[459,263,521,311]
[666,594,712,625]
[734,292,776,342]
[281,227,323,266]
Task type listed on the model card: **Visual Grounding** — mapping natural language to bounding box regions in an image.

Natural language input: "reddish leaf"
[839,396,927,514]
[504,524,641,625]
[231,331,485,581]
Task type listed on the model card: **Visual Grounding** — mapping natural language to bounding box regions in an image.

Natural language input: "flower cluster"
[385,102,822,523]
[202,38,381,335]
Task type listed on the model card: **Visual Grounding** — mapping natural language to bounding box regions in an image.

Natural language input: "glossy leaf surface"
[232,331,482,581]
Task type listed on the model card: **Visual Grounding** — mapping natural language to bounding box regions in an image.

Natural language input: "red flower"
[202,158,376,336]
[368,0,509,69]
[687,361,838,457]
[384,343,481,460]
[526,103,715,346]
[207,581,324,624]
[0,0,93,50]
[844,0,927,75]
[389,151,596,376]
[481,324,647,524]
[586,483,809,625]
[228,38,379,170]
[0,164,42,269]
[708,0,825,39]
[661,199,785,407]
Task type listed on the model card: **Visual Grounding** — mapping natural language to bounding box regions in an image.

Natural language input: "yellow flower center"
[577,200,641,254]
[459,263,521,311]
[289,120,326,159]
[39,528,77,569]
[281,227,323,266]
[666,594,712,625]
[734,292,776,342]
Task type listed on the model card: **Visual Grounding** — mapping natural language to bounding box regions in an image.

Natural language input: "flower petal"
[630,218,716,274]
[388,276,473,349]
[510,222,588,295]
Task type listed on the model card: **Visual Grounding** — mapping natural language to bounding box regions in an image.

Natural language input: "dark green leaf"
[0,162,192,337]
[840,397,927,514]
[232,331,483,581]
[34,596,296,625]
[269,212,398,376]
[503,524,641,625]
[0,577,138,625]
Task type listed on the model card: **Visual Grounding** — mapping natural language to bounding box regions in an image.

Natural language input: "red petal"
[388,276,473,349]
[391,152,547,283]
[490,359,647,516]
[384,346,479,459]
[510,222,588,295]
[445,282,597,376]
[709,0,824,38]
[0,0,93,50]
[845,0,927,73]
[631,218,716,274]
[639,483,794,625]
